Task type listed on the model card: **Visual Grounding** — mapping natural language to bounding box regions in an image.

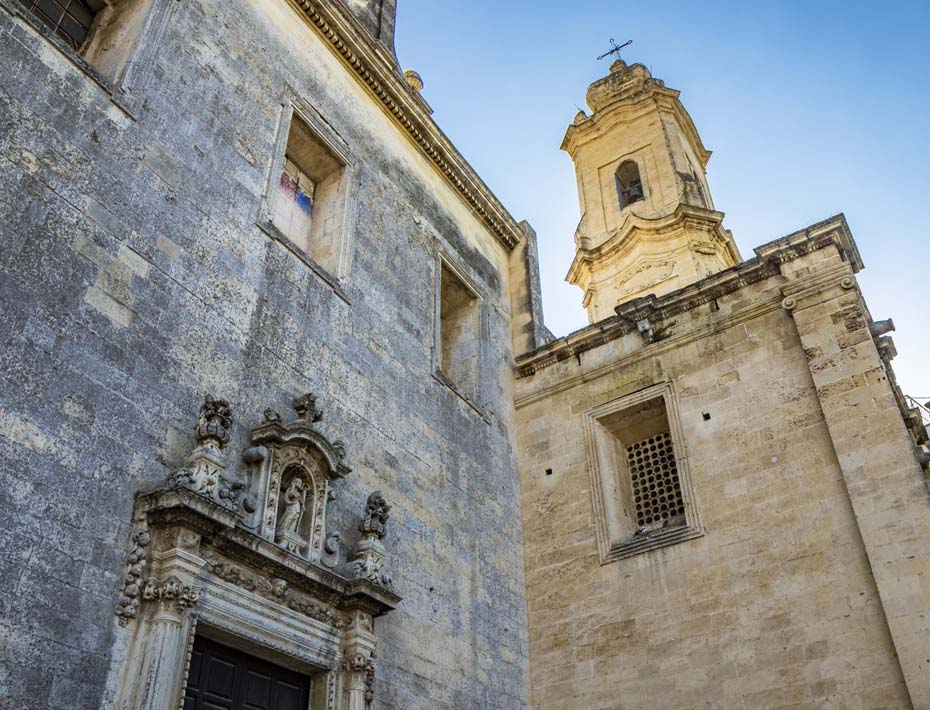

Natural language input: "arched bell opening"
[616,159,645,209]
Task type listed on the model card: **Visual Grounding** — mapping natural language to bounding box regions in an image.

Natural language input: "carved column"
[132,591,197,710]
[113,547,204,710]
[340,610,376,710]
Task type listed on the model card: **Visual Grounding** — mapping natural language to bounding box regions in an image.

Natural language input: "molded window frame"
[582,382,703,563]
[4,0,178,113]
[258,86,359,301]
[615,158,646,210]
[431,250,487,419]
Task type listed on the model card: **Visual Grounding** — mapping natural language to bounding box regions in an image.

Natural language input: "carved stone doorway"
[184,635,311,710]
[104,393,400,710]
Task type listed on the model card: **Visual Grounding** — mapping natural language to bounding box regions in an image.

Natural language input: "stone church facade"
[0,1,927,710]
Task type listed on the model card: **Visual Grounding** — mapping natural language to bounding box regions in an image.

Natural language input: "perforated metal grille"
[627,431,685,527]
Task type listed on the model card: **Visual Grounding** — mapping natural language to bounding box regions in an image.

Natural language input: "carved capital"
[142,576,200,615]
[341,653,376,706]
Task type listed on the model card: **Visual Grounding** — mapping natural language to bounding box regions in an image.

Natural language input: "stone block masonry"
[0,0,531,707]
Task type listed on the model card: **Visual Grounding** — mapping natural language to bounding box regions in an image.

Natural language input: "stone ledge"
[602,525,704,564]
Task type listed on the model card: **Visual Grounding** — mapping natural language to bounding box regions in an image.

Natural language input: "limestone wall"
[515,248,920,708]
[0,0,529,707]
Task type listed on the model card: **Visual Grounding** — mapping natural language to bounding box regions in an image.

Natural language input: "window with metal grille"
[583,383,703,561]
[627,431,685,528]
[20,0,100,50]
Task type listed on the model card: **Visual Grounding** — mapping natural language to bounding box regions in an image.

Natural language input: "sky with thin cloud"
[393,0,929,403]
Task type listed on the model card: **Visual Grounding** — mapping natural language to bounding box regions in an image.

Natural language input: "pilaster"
[782,259,930,706]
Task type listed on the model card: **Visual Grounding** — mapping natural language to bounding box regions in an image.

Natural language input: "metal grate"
[21,0,97,50]
[627,431,685,528]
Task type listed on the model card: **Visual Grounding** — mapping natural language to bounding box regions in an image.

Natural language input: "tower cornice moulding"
[284,0,523,251]
[562,87,710,168]
[565,203,735,285]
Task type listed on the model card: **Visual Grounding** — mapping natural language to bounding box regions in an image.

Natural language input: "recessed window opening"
[438,262,479,399]
[271,113,347,275]
[21,0,102,49]
[616,159,645,209]
[599,395,685,533]
[18,0,163,87]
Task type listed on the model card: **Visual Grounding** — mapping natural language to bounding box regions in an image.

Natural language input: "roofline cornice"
[286,0,522,251]
[520,214,860,377]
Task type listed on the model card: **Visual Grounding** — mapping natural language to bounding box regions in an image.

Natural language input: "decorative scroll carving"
[322,532,342,569]
[250,392,354,563]
[347,492,394,589]
[109,391,400,710]
[115,529,152,624]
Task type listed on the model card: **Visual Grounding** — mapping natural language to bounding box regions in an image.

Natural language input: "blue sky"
[393,1,929,400]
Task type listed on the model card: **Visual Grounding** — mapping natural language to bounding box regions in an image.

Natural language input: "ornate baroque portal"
[104,393,400,709]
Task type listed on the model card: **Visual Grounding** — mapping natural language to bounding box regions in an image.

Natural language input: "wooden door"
[184,635,311,710]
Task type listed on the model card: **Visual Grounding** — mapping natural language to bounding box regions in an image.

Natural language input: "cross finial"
[597,38,633,62]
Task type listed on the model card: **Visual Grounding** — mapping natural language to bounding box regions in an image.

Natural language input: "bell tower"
[563,59,741,322]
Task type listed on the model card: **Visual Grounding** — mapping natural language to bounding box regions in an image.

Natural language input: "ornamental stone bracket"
[103,393,400,710]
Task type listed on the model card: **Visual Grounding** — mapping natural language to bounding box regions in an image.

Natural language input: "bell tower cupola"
[563,59,741,322]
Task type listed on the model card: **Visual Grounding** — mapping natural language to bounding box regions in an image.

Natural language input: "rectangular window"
[583,383,702,561]
[263,101,355,284]
[20,0,178,96]
[19,0,102,49]
[436,259,480,402]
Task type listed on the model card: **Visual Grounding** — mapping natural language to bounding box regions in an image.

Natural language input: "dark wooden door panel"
[184,636,311,710]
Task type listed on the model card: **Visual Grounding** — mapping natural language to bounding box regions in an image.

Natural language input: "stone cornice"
[565,203,733,285]
[137,486,401,617]
[286,0,522,251]
[562,86,710,167]
[518,214,859,381]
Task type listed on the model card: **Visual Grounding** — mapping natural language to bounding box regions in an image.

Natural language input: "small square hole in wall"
[438,262,479,399]
[271,112,347,276]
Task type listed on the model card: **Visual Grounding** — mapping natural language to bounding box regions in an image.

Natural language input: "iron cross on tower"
[597,38,633,62]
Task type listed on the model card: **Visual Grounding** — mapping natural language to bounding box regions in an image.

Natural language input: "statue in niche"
[276,475,309,554]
